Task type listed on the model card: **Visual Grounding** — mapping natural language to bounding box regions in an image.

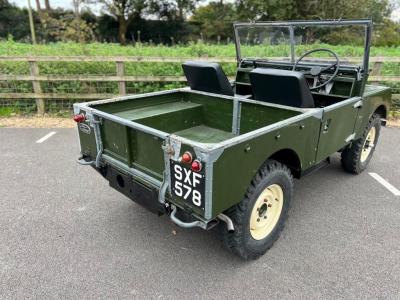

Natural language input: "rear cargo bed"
[77,90,305,180]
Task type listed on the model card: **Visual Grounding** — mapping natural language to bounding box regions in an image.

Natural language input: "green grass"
[1,41,399,57]
[0,107,17,117]
[0,41,399,114]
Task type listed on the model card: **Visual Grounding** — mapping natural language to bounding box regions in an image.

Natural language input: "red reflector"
[181,151,193,163]
[73,114,86,123]
[191,160,202,172]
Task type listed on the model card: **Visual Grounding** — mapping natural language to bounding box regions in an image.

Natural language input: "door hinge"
[353,100,363,108]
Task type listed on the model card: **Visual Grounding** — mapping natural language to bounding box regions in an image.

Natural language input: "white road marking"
[369,172,400,196]
[36,131,56,144]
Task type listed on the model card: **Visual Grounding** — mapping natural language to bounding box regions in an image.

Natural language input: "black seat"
[249,68,314,108]
[182,61,234,96]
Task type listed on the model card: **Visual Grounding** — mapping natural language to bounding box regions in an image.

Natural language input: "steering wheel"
[292,48,340,91]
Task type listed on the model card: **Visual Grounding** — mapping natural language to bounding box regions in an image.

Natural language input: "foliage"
[0,0,38,42]
[99,0,149,44]
[374,20,400,47]
[1,0,399,46]
[1,40,400,57]
[191,1,236,41]
[38,10,96,43]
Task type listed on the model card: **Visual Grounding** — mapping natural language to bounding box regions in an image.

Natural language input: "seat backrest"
[249,68,315,108]
[182,61,234,96]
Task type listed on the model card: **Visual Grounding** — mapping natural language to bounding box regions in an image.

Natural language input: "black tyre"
[341,113,381,174]
[220,160,293,260]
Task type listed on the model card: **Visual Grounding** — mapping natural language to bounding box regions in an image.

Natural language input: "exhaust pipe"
[217,213,234,232]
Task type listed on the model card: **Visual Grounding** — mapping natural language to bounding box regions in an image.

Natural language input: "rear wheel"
[341,113,381,174]
[220,160,293,260]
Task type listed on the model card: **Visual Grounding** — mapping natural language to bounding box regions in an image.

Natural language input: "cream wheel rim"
[360,126,376,163]
[250,184,284,240]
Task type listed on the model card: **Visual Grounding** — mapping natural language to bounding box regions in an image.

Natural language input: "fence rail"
[0,56,399,114]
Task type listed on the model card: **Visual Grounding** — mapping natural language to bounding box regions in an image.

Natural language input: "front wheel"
[341,113,381,174]
[220,160,293,260]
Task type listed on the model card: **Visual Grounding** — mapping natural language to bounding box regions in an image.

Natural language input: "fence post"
[370,61,383,77]
[116,60,126,95]
[29,60,45,115]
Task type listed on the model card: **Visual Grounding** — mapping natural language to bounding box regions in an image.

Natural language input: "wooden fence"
[0,56,399,114]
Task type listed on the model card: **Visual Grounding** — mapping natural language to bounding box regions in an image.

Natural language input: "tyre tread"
[221,160,294,260]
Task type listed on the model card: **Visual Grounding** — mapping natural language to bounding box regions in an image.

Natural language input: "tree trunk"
[44,0,51,11]
[35,0,41,11]
[118,17,128,45]
[178,7,183,20]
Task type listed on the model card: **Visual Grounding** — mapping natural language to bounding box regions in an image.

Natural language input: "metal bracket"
[170,205,207,229]
[232,98,242,135]
[193,147,224,220]
[158,170,169,205]
[345,133,356,143]
[77,157,94,165]
[353,100,363,108]
[86,112,104,168]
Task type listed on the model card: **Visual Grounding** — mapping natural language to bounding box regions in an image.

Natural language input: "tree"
[235,0,296,21]
[175,0,200,20]
[292,0,391,22]
[0,0,35,40]
[99,0,147,45]
[44,0,51,10]
[149,0,201,21]
[191,1,236,40]
[35,0,41,11]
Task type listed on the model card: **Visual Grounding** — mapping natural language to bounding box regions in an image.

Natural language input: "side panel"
[354,86,392,139]
[211,114,321,218]
[77,124,97,158]
[315,97,361,163]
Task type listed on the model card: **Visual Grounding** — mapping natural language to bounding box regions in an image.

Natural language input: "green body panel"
[182,92,234,132]
[210,113,322,218]
[114,101,202,121]
[174,125,235,143]
[130,130,165,179]
[94,93,182,114]
[354,85,392,139]
[315,97,361,163]
[78,127,97,157]
[101,119,131,164]
[136,103,204,133]
[239,102,301,133]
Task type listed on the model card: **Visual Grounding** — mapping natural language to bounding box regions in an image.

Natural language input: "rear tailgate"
[100,118,165,181]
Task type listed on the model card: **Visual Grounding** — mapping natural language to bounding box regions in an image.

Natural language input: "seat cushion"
[182,61,234,96]
[249,68,314,108]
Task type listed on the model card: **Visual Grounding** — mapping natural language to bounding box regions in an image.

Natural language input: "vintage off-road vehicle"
[74,19,391,259]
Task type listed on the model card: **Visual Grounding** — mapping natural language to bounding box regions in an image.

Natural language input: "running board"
[301,158,330,177]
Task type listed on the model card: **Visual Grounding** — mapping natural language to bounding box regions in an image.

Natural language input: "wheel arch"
[373,104,388,126]
[268,148,301,179]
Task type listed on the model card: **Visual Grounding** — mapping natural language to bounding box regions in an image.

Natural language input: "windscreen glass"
[235,23,368,68]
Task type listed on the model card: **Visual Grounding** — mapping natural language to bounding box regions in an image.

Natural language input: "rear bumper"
[77,156,235,231]
[102,165,167,215]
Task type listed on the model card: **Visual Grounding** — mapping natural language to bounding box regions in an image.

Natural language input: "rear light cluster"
[180,151,202,172]
[73,114,86,123]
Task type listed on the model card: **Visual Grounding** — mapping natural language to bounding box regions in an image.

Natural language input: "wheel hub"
[250,184,284,240]
[360,126,376,163]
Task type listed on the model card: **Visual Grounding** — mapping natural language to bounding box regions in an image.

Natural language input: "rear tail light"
[73,114,86,123]
[181,151,193,164]
[191,159,202,172]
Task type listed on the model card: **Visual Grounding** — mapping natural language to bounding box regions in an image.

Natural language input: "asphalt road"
[0,127,399,299]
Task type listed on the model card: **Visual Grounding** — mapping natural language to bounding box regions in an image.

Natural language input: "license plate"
[170,160,205,209]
